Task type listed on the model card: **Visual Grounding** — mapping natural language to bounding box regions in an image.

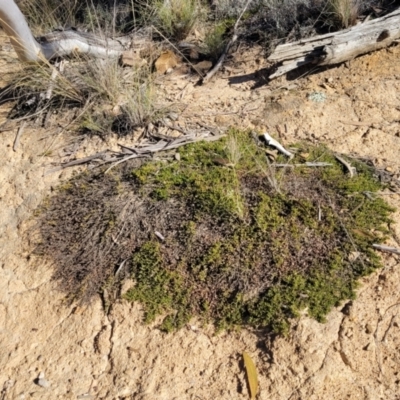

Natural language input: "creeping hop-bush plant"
[35,130,395,334]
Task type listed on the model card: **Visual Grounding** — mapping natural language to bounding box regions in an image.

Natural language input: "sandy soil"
[1,32,400,400]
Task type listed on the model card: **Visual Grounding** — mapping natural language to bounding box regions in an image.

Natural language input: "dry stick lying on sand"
[372,244,400,256]
[13,121,26,152]
[273,162,333,168]
[201,0,252,84]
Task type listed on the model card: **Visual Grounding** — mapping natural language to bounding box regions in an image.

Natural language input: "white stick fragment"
[372,244,400,256]
[155,231,165,241]
[263,132,293,157]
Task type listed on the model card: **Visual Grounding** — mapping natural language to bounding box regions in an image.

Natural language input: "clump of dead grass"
[2,51,164,137]
[17,0,137,34]
[326,0,361,28]
[33,130,394,334]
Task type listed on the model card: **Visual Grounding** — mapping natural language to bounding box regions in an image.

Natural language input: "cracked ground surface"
[1,32,400,399]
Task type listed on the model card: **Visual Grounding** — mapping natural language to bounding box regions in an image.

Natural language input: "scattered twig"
[339,119,375,126]
[335,154,356,177]
[104,154,145,173]
[160,121,190,136]
[273,162,333,168]
[60,151,108,168]
[263,132,293,157]
[13,121,26,152]
[372,244,400,256]
[115,259,127,277]
[105,133,225,173]
[201,0,252,84]
[381,315,397,343]
[45,60,65,100]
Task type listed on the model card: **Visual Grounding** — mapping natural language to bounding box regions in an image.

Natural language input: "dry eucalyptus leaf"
[243,352,258,400]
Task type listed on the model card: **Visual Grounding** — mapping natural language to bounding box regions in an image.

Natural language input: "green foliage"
[124,132,394,333]
[36,130,395,334]
[124,241,191,331]
[203,20,233,61]
[152,0,202,40]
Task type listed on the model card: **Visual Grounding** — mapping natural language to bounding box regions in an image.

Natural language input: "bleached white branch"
[263,132,293,157]
[0,0,124,62]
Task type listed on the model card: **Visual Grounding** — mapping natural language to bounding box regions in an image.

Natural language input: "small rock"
[36,372,50,388]
[327,77,334,83]
[365,323,374,334]
[385,166,393,172]
[37,378,50,388]
[174,153,181,161]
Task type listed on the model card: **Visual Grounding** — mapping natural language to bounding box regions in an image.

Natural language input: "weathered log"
[268,8,400,79]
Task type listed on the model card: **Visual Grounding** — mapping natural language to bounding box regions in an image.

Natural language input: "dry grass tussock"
[2,54,164,137]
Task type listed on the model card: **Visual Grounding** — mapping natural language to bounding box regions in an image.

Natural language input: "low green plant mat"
[35,130,394,334]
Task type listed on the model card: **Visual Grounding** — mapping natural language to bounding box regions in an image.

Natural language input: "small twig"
[273,162,333,168]
[160,122,190,136]
[263,132,293,157]
[104,154,144,173]
[381,315,397,343]
[60,151,108,168]
[372,244,400,256]
[202,0,252,84]
[45,61,64,100]
[13,121,27,152]
[115,259,127,277]
[335,154,356,177]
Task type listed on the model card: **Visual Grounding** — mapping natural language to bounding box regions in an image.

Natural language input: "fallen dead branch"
[201,0,252,84]
[267,8,400,79]
[0,0,151,62]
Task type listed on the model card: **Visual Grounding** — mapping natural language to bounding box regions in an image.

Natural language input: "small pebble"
[175,153,181,161]
[37,378,50,388]
[36,372,50,388]
[365,323,374,334]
